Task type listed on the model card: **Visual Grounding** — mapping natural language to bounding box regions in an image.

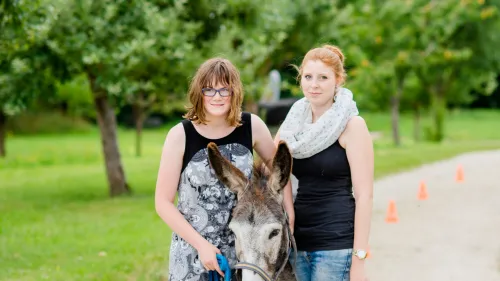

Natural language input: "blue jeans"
[289,249,352,281]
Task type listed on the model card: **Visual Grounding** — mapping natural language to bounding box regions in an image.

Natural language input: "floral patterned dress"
[168,113,253,281]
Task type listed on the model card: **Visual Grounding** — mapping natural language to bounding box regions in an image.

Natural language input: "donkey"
[207,141,296,281]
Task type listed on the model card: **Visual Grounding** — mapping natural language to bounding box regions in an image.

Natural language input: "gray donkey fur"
[207,141,296,281]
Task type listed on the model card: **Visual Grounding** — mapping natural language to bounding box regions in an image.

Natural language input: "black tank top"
[292,141,355,251]
[181,112,253,172]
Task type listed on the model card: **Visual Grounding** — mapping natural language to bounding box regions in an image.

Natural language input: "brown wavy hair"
[183,58,243,127]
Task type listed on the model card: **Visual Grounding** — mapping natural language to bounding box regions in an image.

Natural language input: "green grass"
[1,127,172,281]
[1,109,500,281]
[361,109,500,177]
[7,111,94,136]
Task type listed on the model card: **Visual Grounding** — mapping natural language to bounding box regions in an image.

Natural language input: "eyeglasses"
[202,87,232,97]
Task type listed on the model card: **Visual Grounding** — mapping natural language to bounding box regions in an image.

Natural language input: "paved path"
[365,150,500,281]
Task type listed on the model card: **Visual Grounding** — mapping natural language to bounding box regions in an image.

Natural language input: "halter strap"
[234,262,273,281]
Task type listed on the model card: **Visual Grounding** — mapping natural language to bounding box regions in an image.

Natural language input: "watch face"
[357,250,367,259]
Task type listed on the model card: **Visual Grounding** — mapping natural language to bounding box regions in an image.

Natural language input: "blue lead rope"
[208,254,232,281]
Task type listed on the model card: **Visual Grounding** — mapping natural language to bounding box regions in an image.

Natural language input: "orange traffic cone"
[418,180,429,200]
[456,165,464,183]
[385,200,399,223]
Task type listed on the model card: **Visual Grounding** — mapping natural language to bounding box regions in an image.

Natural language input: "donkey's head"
[208,141,293,281]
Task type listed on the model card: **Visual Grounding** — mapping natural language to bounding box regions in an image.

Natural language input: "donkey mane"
[231,160,287,226]
[250,161,270,196]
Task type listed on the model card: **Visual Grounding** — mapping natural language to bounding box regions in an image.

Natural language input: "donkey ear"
[269,141,293,193]
[207,142,247,196]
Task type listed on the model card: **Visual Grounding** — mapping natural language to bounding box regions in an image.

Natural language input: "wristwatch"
[352,249,368,260]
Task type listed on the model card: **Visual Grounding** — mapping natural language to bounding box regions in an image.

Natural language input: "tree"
[0,0,68,157]
[259,0,342,80]
[411,0,500,141]
[335,0,500,143]
[191,0,304,111]
[333,0,421,146]
[45,0,198,196]
[1,0,30,157]
[117,11,199,157]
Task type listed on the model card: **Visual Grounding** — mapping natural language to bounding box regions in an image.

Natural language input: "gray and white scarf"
[279,87,359,159]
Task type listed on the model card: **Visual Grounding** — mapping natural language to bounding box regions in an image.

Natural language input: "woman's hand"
[197,240,224,277]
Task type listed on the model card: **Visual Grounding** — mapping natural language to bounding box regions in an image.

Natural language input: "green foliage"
[0,0,64,115]
[205,1,290,100]
[51,74,96,118]
[114,2,201,107]
[2,0,500,138]
[241,0,345,101]
[322,0,500,142]
[408,0,500,141]
[45,1,196,99]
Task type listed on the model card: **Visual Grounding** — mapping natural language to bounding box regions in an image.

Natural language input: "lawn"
[1,109,499,281]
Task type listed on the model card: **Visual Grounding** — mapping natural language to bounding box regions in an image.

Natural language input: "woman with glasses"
[155,57,294,281]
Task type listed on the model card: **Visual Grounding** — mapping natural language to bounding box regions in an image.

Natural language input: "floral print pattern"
[168,143,253,281]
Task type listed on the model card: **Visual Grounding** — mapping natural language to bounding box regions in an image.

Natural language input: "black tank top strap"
[238,112,253,152]
[181,119,196,138]
[181,119,197,171]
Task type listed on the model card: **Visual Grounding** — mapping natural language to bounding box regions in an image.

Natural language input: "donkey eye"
[269,229,280,239]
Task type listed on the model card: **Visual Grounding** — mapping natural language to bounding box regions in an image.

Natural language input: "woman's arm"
[272,127,295,233]
[251,114,276,168]
[344,116,374,280]
[251,115,295,226]
[155,123,223,276]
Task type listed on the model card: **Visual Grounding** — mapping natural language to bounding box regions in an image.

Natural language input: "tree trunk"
[390,96,400,146]
[413,103,421,142]
[132,100,146,158]
[88,73,131,197]
[428,86,446,142]
[390,76,404,146]
[0,110,6,158]
[244,99,259,114]
[433,92,446,142]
